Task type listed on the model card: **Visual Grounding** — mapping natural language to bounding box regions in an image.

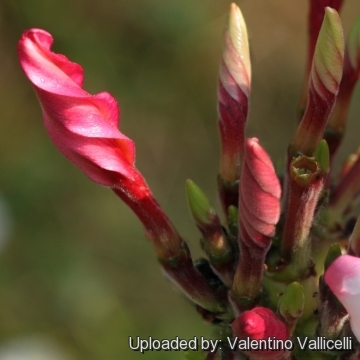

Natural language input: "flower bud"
[232,138,281,307]
[186,179,234,284]
[325,12,360,161]
[232,307,289,359]
[292,7,344,156]
[218,3,251,214]
[239,138,281,249]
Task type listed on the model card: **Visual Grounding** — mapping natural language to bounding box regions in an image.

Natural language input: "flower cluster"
[18,1,360,359]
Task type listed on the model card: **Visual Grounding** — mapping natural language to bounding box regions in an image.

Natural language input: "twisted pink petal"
[239,138,281,248]
[18,29,135,186]
[325,255,360,341]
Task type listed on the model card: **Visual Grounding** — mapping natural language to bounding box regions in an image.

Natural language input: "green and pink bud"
[292,7,344,156]
[218,3,251,214]
[299,0,344,118]
[325,12,360,161]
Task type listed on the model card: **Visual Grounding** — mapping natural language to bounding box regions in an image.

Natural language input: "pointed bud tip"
[228,3,251,79]
[220,2,251,98]
[186,179,216,225]
[314,139,330,173]
[312,7,344,96]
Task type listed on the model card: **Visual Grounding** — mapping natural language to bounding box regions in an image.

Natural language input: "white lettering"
[297,337,308,350]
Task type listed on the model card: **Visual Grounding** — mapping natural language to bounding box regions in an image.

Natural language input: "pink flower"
[231,307,289,359]
[18,29,229,315]
[18,29,136,187]
[324,254,360,341]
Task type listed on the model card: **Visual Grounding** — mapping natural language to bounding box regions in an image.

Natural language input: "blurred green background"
[1,0,360,359]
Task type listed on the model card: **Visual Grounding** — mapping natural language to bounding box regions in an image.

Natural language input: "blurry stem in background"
[325,12,360,170]
[348,215,360,256]
[328,155,360,226]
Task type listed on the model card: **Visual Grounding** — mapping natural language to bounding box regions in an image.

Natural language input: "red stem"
[112,168,228,314]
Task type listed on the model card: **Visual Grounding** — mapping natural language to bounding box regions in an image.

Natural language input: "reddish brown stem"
[112,169,228,314]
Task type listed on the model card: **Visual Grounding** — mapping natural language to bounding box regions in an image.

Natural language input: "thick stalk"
[282,156,325,277]
[112,170,227,314]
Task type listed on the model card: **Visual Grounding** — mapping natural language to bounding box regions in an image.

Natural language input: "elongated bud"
[239,138,281,248]
[232,138,281,307]
[186,180,234,284]
[231,307,289,360]
[348,215,360,256]
[278,282,304,334]
[282,156,325,277]
[292,8,344,156]
[324,255,360,341]
[325,13,360,161]
[218,3,251,214]
[308,1,344,70]
[298,0,344,117]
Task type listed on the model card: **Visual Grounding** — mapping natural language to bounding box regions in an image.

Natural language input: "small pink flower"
[18,29,136,187]
[325,254,360,341]
[232,307,289,359]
